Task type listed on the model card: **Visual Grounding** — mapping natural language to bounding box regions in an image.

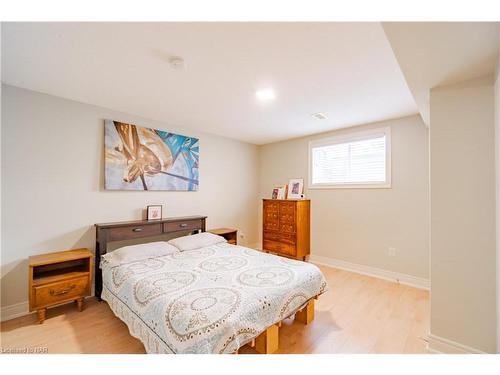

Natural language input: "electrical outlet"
[387,247,397,257]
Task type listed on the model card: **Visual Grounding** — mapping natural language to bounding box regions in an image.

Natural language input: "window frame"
[308,126,392,189]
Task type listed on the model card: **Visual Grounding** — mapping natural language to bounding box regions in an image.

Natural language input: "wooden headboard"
[94,215,207,300]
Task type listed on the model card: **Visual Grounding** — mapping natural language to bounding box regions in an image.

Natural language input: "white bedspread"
[101,243,327,354]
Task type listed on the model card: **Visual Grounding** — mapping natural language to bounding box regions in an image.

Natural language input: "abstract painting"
[104,120,199,191]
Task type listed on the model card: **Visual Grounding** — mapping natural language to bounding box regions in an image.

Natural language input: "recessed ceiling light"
[169,56,185,70]
[255,88,276,102]
[311,112,327,120]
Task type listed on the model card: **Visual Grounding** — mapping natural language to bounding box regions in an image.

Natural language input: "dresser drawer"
[279,213,296,224]
[263,239,296,257]
[108,223,162,241]
[280,222,296,234]
[263,239,281,253]
[279,203,296,222]
[265,210,279,222]
[279,233,296,245]
[279,201,296,213]
[163,219,203,232]
[264,200,279,212]
[264,231,296,244]
[34,276,89,308]
[263,231,280,241]
[264,221,279,231]
[264,207,279,230]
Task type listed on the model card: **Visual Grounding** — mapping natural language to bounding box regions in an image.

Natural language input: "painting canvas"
[104,120,199,191]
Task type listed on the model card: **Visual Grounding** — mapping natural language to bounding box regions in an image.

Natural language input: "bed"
[94,216,327,354]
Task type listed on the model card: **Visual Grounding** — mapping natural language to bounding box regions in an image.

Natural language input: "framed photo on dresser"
[272,185,287,199]
[287,179,304,199]
[277,185,287,199]
[272,187,280,199]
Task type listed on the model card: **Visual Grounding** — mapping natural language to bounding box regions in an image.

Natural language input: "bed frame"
[242,297,317,354]
[94,215,317,354]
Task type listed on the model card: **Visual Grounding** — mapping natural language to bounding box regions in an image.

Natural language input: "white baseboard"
[426,334,486,354]
[1,301,31,322]
[309,254,430,290]
[248,242,262,250]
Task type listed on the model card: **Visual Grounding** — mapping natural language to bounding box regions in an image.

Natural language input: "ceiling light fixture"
[255,88,276,102]
[311,112,327,120]
[169,56,185,70]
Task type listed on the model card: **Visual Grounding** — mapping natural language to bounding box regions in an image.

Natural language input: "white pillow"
[168,232,227,251]
[102,241,178,265]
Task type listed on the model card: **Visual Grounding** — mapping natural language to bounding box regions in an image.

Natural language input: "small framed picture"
[287,179,304,199]
[272,185,288,199]
[272,187,280,199]
[277,185,287,199]
[147,205,162,220]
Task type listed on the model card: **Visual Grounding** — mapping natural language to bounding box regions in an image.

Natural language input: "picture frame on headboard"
[147,205,162,220]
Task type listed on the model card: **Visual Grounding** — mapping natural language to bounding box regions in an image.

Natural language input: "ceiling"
[1,22,418,145]
[382,22,500,126]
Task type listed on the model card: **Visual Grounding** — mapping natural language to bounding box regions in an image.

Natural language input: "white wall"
[0,85,260,317]
[430,76,497,353]
[259,115,429,281]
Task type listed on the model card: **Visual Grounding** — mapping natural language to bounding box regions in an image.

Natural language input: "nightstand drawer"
[34,276,89,308]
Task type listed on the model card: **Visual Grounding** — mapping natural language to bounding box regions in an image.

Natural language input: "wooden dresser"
[262,199,310,260]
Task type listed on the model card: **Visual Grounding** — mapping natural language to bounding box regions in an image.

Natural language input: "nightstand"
[208,228,238,245]
[29,248,92,323]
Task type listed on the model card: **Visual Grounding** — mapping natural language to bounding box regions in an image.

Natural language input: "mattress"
[101,242,327,354]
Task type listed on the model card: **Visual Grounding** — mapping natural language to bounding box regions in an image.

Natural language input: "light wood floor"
[0,265,429,354]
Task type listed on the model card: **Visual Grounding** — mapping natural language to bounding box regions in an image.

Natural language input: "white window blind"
[309,128,391,188]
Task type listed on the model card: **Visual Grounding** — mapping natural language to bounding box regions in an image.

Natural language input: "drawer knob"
[50,284,75,296]
[179,223,188,228]
[132,228,143,232]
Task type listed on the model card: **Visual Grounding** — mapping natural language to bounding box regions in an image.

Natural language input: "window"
[309,127,391,188]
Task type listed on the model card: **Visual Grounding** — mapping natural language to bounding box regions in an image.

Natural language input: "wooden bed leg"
[255,324,279,354]
[295,299,315,325]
